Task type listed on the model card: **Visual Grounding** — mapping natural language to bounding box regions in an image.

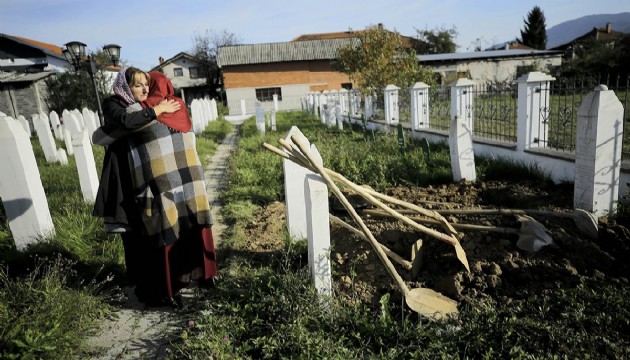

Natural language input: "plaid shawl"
[129,120,212,246]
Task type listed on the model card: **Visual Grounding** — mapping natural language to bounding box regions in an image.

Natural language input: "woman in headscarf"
[93,67,218,306]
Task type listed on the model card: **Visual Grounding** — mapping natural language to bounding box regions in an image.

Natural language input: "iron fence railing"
[546,74,630,157]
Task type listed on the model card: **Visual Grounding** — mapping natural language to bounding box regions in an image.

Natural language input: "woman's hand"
[153,99,181,116]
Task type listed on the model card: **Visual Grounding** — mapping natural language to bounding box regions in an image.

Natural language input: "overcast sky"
[2,0,629,70]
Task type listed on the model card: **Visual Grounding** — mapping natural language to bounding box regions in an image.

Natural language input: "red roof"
[12,35,63,55]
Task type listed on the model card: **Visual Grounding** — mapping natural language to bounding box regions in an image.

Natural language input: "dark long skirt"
[121,226,218,305]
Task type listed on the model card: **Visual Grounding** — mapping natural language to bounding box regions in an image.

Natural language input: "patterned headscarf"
[112,67,136,106]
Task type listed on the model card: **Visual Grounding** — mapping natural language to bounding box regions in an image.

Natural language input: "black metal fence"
[545,74,630,158]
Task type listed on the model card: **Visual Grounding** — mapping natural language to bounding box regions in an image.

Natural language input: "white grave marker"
[574,85,624,216]
[304,144,331,297]
[449,115,476,181]
[0,116,55,250]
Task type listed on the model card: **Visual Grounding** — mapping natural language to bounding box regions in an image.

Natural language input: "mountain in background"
[546,12,630,49]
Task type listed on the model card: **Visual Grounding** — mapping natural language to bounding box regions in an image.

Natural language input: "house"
[216,24,426,115]
[0,34,72,118]
[418,49,563,85]
[217,38,358,115]
[550,22,627,58]
[149,52,215,106]
[0,33,68,73]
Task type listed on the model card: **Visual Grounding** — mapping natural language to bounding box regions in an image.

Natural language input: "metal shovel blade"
[515,215,553,252]
[405,287,458,319]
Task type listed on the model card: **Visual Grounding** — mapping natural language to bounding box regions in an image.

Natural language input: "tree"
[44,48,112,114]
[190,29,241,101]
[520,6,547,50]
[335,25,436,94]
[414,26,458,54]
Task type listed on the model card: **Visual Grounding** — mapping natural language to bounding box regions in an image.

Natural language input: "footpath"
[85,122,242,359]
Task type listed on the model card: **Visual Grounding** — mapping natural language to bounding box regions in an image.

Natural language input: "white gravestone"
[304,144,332,297]
[255,101,265,135]
[65,112,100,202]
[283,126,313,240]
[32,113,58,163]
[0,116,55,250]
[240,99,247,116]
[449,115,477,181]
[82,107,98,141]
[18,115,31,136]
[62,110,76,156]
[210,99,218,120]
[191,99,203,134]
[48,111,64,141]
[574,85,624,217]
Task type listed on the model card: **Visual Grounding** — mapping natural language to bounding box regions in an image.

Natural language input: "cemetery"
[0,71,629,357]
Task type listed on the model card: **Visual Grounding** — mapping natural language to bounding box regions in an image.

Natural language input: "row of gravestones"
[0,98,220,251]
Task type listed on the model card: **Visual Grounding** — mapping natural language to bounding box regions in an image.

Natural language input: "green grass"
[167,111,629,359]
[0,118,230,359]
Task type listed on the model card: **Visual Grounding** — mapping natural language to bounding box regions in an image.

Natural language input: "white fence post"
[0,116,55,250]
[273,94,279,112]
[516,72,555,152]
[450,78,475,132]
[574,85,624,217]
[411,82,430,131]
[449,115,477,181]
[384,84,400,125]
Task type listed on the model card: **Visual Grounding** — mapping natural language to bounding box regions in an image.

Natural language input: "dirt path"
[84,122,242,359]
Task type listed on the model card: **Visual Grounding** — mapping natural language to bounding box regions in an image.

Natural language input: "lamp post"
[62,41,121,126]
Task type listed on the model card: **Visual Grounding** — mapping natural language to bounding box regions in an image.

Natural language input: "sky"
[2,0,629,70]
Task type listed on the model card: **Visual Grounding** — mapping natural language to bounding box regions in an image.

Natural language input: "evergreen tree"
[520,6,547,50]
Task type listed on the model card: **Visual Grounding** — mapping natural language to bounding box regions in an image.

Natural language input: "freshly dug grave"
[241,179,629,309]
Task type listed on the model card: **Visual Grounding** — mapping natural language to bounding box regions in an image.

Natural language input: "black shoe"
[198,276,219,289]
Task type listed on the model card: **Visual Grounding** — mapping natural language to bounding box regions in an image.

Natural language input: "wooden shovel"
[266,140,469,272]
[289,135,458,319]
[427,208,598,240]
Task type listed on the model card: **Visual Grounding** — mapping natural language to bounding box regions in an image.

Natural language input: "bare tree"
[190,29,241,101]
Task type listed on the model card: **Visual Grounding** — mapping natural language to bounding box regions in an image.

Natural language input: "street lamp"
[63,41,121,126]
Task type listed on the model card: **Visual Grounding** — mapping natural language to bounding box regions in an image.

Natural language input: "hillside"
[546,12,630,48]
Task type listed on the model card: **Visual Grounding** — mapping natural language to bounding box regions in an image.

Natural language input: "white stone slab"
[32,113,58,163]
[72,130,100,202]
[574,85,624,216]
[304,144,331,297]
[0,116,55,250]
[283,126,313,240]
[449,115,476,181]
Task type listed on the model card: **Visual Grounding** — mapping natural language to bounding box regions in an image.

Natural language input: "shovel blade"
[405,288,458,319]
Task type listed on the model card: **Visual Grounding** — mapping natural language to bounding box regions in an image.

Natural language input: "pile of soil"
[241,180,630,309]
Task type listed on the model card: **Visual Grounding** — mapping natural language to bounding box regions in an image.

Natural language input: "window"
[255,87,282,101]
[189,67,205,79]
[341,83,353,90]
[173,68,183,77]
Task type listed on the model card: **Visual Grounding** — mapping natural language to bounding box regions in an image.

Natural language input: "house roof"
[418,49,562,63]
[0,33,65,60]
[551,22,626,50]
[0,70,54,84]
[150,52,207,72]
[217,38,358,67]
[292,25,420,49]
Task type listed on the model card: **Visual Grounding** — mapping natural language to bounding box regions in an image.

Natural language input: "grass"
[168,111,629,359]
[2,112,628,359]
[0,118,232,359]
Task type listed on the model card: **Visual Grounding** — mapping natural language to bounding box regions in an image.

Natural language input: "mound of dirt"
[242,180,630,308]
